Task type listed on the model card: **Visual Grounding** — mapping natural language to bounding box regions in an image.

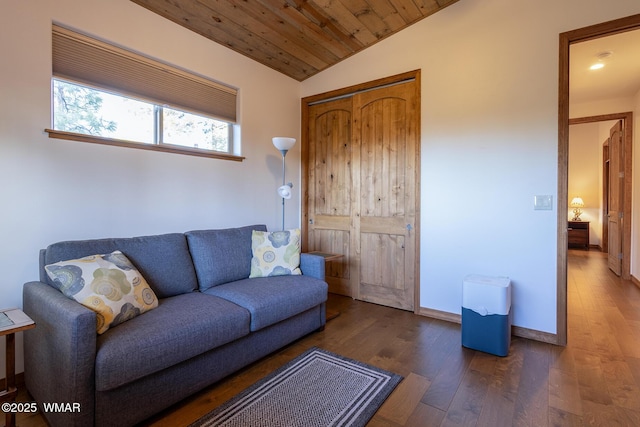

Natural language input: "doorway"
[558,14,640,346]
[568,114,632,275]
[301,70,421,312]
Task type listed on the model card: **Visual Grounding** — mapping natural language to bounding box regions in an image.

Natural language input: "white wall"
[570,96,637,118]
[0,0,301,376]
[301,0,640,334]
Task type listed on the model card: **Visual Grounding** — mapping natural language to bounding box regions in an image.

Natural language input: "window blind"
[52,24,237,123]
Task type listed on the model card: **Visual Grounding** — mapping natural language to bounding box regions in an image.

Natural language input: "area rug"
[190,347,403,427]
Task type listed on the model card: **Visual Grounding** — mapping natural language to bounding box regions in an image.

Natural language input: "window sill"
[45,129,245,162]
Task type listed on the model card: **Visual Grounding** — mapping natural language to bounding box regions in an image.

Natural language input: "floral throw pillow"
[45,251,158,334]
[250,229,302,278]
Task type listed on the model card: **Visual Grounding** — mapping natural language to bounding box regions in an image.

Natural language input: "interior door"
[608,120,623,276]
[304,73,420,311]
[307,97,353,296]
[352,82,418,311]
[602,138,609,253]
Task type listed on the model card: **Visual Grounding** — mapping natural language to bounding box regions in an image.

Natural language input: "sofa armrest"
[23,281,97,427]
[300,253,325,280]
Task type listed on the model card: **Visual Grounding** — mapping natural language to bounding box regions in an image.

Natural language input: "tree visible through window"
[52,79,233,153]
[53,80,117,136]
[162,107,231,152]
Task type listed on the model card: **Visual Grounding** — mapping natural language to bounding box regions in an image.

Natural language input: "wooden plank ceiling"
[130,0,460,81]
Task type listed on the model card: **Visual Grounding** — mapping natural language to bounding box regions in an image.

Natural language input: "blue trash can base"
[461,307,511,357]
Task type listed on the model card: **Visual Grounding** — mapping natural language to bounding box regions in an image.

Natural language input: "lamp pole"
[272,137,296,231]
[280,149,287,231]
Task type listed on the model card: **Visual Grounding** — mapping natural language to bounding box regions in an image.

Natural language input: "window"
[53,79,233,152]
[48,25,242,161]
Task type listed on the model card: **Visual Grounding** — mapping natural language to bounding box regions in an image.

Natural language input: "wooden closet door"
[307,97,353,296]
[352,81,418,311]
[304,72,420,310]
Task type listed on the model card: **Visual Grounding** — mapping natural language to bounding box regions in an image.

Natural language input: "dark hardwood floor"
[12,249,640,426]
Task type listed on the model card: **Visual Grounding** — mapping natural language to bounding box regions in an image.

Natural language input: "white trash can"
[461,274,512,356]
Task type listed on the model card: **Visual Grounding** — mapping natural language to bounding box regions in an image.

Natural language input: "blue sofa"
[22,225,328,427]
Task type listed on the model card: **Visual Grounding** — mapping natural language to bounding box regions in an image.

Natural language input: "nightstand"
[568,221,589,250]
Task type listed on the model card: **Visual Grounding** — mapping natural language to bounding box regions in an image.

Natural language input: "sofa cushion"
[43,233,198,298]
[45,251,158,334]
[186,224,267,292]
[95,292,250,391]
[249,229,302,278]
[203,275,328,332]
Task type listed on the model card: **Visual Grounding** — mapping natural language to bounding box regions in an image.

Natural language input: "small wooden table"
[1,308,35,427]
[307,252,344,320]
[307,251,344,263]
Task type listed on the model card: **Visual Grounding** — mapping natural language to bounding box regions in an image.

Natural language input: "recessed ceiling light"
[589,50,613,70]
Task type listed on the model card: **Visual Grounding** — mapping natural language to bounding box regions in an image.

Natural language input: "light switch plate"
[534,195,553,210]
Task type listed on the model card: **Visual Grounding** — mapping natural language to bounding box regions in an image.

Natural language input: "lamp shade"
[272,137,296,151]
[570,197,584,208]
[277,184,293,199]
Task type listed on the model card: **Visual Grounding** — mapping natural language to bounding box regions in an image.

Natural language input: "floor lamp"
[272,137,296,230]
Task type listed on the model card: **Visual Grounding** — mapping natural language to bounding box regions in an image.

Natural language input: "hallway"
[561,249,640,424]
